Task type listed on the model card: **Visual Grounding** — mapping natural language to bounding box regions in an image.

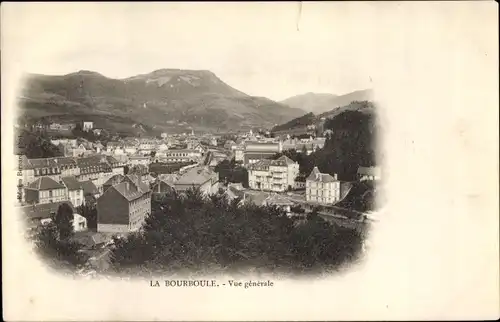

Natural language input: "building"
[20,201,87,232]
[26,158,63,182]
[76,155,117,191]
[159,149,202,163]
[94,142,105,154]
[102,174,125,193]
[105,142,121,154]
[81,180,100,207]
[157,143,169,151]
[234,146,244,163]
[24,176,68,205]
[17,156,80,203]
[82,121,94,131]
[72,143,92,157]
[305,167,341,204]
[357,166,381,181]
[97,175,151,233]
[51,138,77,147]
[49,122,62,131]
[61,176,84,207]
[106,155,126,175]
[247,155,299,192]
[128,164,150,183]
[174,166,218,195]
[129,155,150,166]
[243,141,282,165]
[151,175,177,201]
[123,144,138,155]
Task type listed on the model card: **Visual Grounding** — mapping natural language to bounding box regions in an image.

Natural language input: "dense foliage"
[15,129,63,158]
[71,122,111,144]
[214,159,249,188]
[110,188,364,276]
[54,203,74,240]
[272,110,378,181]
[33,204,89,270]
[272,112,315,132]
[335,181,377,212]
[76,203,98,230]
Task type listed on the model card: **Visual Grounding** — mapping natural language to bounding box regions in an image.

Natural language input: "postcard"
[2,2,499,321]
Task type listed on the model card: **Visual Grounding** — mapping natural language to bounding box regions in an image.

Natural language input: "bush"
[110,187,364,276]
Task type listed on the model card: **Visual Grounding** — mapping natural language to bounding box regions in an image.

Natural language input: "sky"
[1,2,383,101]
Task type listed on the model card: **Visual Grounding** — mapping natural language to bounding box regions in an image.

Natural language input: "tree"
[76,204,98,230]
[110,187,365,276]
[290,204,305,214]
[301,144,308,155]
[54,203,74,240]
[33,221,89,270]
[124,165,130,175]
[150,150,157,158]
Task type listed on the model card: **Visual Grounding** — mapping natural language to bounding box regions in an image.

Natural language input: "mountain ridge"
[281,89,373,114]
[18,69,306,134]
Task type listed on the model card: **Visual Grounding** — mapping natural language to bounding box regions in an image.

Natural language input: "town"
[15,102,381,276]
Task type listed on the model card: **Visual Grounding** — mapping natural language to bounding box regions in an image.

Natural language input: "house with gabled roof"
[174,166,218,195]
[247,155,299,192]
[151,175,177,201]
[102,174,125,193]
[305,166,341,204]
[96,174,151,233]
[20,200,87,232]
[24,176,68,205]
[61,176,84,207]
[81,180,100,200]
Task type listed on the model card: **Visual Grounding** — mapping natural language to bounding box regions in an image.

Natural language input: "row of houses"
[151,166,219,200]
[16,155,127,204]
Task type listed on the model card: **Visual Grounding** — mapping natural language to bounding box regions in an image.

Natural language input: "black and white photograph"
[2,2,498,321]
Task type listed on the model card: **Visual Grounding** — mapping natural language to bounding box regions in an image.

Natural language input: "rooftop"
[81,180,100,195]
[26,176,65,190]
[61,176,82,190]
[175,166,216,187]
[247,155,296,171]
[20,200,75,220]
[306,166,338,183]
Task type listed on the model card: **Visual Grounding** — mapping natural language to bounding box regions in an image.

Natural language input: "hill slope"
[272,100,376,136]
[19,69,306,134]
[281,89,373,114]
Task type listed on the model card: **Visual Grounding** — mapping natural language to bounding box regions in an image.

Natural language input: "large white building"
[305,167,341,204]
[243,141,282,165]
[247,155,299,192]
